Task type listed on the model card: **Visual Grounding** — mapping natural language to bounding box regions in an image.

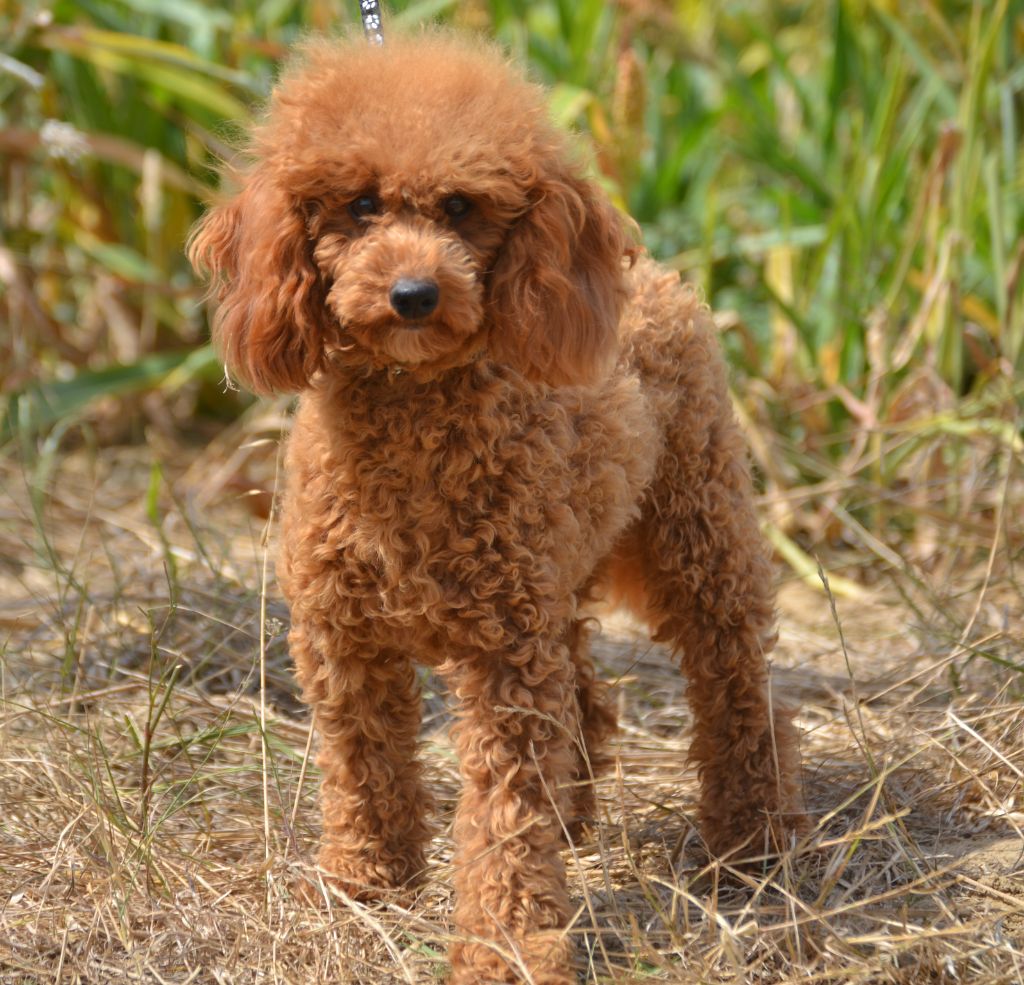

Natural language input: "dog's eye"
[442,195,472,221]
[348,195,380,220]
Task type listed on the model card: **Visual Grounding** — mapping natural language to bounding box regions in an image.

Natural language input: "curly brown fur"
[190,28,805,984]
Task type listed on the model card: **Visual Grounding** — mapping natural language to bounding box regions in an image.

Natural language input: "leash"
[359,0,384,45]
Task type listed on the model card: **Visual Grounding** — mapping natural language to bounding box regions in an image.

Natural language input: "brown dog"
[190,29,804,984]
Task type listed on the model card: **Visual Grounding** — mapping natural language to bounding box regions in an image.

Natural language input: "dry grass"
[1,431,1022,984]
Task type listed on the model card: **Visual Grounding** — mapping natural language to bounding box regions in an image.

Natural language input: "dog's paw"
[293,848,426,905]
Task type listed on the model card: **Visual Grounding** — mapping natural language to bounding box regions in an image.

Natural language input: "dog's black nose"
[390,278,440,321]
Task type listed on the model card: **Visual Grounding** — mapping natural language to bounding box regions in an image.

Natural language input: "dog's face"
[311,190,486,374]
[299,128,516,378]
[189,31,630,392]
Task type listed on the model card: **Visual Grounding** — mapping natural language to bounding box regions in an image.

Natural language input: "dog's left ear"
[487,173,631,386]
[188,173,328,394]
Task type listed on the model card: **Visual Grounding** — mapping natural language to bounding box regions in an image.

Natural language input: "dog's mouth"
[327,265,486,364]
[325,285,485,373]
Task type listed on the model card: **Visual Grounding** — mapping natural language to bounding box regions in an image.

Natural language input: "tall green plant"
[2,0,1020,540]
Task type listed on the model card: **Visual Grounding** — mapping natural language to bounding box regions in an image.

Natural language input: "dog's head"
[189,30,631,392]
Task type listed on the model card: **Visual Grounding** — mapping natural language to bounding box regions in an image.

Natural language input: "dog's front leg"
[290,622,432,898]
[441,636,578,985]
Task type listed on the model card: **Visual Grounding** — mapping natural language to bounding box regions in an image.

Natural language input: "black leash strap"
[360,0,384,45]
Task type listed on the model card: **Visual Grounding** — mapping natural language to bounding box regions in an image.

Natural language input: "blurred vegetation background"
[2,0,1021,577]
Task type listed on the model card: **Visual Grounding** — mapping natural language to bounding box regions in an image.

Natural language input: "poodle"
[189,29,805,985]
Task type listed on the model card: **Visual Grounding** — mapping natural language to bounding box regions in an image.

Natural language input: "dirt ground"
[1,442,1021,983]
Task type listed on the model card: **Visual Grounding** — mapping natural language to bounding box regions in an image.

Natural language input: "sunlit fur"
[190,29,805,985]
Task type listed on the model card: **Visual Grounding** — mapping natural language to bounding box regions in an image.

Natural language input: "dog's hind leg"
[564,618,616,837]
[618,403,805,861]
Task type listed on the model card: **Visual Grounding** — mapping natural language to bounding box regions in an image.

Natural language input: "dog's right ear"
[486,171,630,387]
[188,174,327,394]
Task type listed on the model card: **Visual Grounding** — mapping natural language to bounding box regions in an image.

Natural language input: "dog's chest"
[336,388,579,579]
[287,369,657,647]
